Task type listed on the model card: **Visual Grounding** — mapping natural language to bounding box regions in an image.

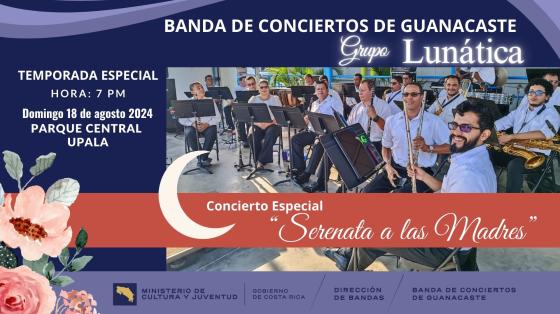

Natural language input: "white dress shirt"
[178,97,220,127]
[495,102,560,155]
[441,145,497,193]
[428,93,467,124]
[348,96,393,142]
[328,89,344,116]
[386,90,403,115]
[382,111,449,168]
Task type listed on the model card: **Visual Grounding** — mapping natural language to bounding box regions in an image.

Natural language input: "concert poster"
[1,0,560,313]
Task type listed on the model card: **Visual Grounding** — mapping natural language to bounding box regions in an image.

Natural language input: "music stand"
[235,90,259,103]
[206,88,230,133]
[270,107,308,187]
[172,99,217,175]
[291,86,315,111]
[307,112,340,192]
[232,103,274,180]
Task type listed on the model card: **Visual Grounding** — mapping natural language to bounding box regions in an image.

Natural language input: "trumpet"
[403,91,427,193]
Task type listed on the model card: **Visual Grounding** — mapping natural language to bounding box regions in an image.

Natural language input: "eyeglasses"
[528,90,546,96]
[448,122,480,133]
[403,92,422,97]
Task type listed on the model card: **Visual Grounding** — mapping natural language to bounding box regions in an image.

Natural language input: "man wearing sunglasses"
[517,72,560,109]
[493,78,560,192]
[409,101,497,193]
[361,83,450,193]
[325,101,495,272]
[385,76,404,115]
[428,75,467,124]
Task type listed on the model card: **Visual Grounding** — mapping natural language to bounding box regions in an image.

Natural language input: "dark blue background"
[0,0,557,271]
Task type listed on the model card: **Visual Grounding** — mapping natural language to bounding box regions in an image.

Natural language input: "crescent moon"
[158,151,235,239]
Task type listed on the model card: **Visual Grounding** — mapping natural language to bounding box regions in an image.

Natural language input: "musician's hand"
[304,115,309,125]
[407,165,428,182]
[498,134,513,145]
[385,164,401,187]
[197,123,209,132]
[367,104,377,118]
[413,136,426,151]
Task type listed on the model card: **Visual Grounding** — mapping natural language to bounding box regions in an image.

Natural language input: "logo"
[113,283,137,306]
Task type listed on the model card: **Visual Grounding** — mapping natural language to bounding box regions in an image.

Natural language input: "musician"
[235,75,247,91]
[204,74,214,91]
[385,76,404,115]
[304,79,393,193]
[325,101,496,271]
[353,73,363,91]
[236,76,258,147]
[223,76,247,130]
[493,78,560,192]
[361,83,450,193]
[179,81,219,167]
[518,72,560,108]
[292,81,343,185]
[456,67,495,86]
[319,75,344,115]
[247,80,282,168]
[427,75,467,124]
[304,74,315,86]
[402,72,413,87]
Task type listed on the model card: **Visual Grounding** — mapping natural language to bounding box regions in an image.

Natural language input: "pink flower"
[59,289,99,314]
[0,266,56,314]
[0,186,72,261]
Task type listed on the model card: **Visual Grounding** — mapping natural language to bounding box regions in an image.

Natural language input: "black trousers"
[248,125,281,164]
[347,248,463,271]
[223,105,235,130]
[490,150,545,193]
[362,160,433,193]
[291,131,323,174]
[184,125,217,161]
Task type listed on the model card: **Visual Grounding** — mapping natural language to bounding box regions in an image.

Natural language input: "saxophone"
[487,143,545,169]
[488,132,547,169]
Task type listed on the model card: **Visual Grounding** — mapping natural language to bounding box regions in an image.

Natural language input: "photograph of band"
[166,67,560,194]
[165,67,560,272]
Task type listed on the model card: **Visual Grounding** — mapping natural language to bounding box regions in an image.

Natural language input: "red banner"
[63,193,560,248]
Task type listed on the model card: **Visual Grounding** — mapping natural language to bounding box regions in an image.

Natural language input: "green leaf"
[51,275,74,287]
[68,256,93,272]
[43,261,55,280]
[45,178,80,206]
[75,228,88,249]
[0,245,17,269]
[29,153,56,176]
[2,151,23,183]
[23,255,49,275]
[58,247,70,266]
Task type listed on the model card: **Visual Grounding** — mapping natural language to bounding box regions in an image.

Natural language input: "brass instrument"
[433,97,443,116]
[511,138,560,153]
[489,132,547,169]
[487,143,545,169]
